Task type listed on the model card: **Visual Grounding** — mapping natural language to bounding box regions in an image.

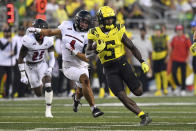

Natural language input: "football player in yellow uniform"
[86,6,152,126]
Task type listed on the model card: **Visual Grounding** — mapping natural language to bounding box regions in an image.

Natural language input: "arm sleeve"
[48,51,55,68]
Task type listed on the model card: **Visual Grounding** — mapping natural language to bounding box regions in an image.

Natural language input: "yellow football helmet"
[97,6,116,30]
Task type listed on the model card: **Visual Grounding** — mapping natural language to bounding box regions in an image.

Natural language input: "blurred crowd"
[1,0,196,29]
[1,0,196,98]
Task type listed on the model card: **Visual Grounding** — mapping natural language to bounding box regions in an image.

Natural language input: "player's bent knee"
[79,74,89,85]
[133,86,143,96]
[43,76,51,83]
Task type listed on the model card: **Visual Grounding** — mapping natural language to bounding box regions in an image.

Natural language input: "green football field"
[0,96,196,130]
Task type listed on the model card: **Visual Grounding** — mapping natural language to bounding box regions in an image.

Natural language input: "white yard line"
[1,102,196,107]
[64,102,196,107]
[1,111,196,114]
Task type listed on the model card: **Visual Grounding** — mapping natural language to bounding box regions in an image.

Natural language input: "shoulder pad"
[58,21,72,30]
[22,34,35,46]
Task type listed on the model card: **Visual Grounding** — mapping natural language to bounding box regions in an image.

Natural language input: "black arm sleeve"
[121,33,144,63]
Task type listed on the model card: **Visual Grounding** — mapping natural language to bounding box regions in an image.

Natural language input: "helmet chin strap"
[105,24,115,30]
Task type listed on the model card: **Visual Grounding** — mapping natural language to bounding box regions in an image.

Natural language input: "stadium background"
[0,0,196,130]
[0,0,196,97]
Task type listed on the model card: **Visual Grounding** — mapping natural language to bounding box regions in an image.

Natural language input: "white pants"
[62,61,89,88]
[25,61,48,88]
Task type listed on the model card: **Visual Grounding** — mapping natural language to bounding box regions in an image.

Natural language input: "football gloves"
[141,62,149,73]
[18,63,28,84]
[190,42,196,56]
[27,27,41,34]
[20,71,28,84]
[96,40,106,53]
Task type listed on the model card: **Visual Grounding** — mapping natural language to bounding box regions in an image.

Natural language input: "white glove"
[20,71,28,84]
[65,43,78,56]
[27,27,41,33]
[45,67,52,76]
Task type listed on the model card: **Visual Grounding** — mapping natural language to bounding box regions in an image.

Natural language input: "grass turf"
[0,96,196,130]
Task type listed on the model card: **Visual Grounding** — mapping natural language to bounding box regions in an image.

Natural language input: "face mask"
[105,24,115,30]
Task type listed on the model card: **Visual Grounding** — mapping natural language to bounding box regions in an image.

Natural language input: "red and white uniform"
[22,33,54,88]
[58,21,88,87]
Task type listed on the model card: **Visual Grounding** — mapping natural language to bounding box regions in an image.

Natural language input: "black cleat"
[92,107,104,118]
[72,93,81,112]
[140,113,152,126]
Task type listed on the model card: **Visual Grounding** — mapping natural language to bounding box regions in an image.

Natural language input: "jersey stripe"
[65,34,83,43]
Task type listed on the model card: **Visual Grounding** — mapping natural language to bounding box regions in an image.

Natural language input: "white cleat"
[45,110,53,118]
[180,90,187,96]
[173,88,180,96]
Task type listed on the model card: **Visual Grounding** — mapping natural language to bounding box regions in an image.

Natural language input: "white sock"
[90,106,96,111]
[45,91,53,106]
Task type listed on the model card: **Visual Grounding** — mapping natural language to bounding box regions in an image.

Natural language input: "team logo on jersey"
[67,28,72,30]
[33,43,36,45]
[81,35,84,38]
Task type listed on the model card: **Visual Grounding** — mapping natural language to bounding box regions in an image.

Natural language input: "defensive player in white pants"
[27,10,104,117]
[18,19,55,118]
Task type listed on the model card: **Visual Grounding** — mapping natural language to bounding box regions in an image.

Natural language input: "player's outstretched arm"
[40,29,61,37]
[121,33,144,63]
[122,33,149,73]
[28,27,61,37]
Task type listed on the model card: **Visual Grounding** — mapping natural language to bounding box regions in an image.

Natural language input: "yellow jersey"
[88,24,126,64]
[150,34,169,60]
